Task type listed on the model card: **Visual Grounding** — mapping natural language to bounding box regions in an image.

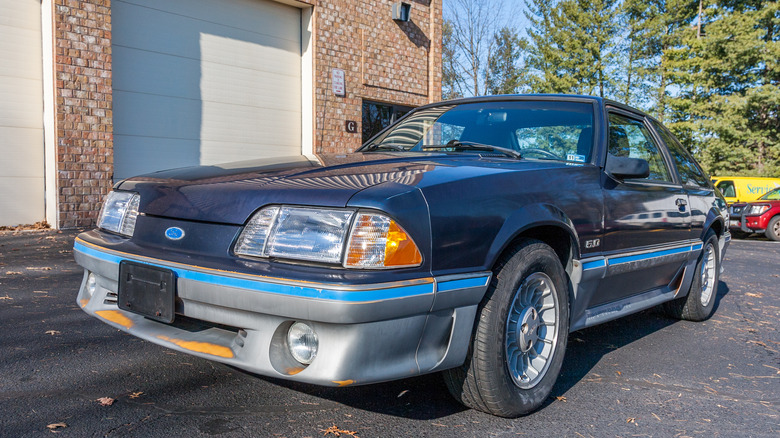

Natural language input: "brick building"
[0,0,442,228]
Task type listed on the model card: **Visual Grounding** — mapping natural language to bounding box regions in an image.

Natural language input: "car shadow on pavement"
[233,281,731,420]
[543,280,731,409]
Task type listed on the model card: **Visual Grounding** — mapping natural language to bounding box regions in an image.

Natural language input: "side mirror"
[606,155,650,180]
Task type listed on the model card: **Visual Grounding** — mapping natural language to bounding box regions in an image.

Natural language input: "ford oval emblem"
[165,227,185,241]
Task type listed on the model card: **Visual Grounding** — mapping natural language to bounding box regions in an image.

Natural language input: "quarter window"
[652,121,710,187]
[608,113,672,182]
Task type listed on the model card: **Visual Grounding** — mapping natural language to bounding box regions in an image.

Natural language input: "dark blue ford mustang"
[75,95,729,417]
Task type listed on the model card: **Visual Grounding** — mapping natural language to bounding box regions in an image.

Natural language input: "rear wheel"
[664,230,719,321]
[765,216,780,241]
[443,239,569,417]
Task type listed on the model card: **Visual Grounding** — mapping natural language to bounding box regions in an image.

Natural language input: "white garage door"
[113,0,303,180]
[0,0,45,226]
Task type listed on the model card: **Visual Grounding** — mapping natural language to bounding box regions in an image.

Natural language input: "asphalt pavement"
[0,230,778,437]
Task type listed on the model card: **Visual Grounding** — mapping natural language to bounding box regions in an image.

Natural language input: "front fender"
[486,203,580,269]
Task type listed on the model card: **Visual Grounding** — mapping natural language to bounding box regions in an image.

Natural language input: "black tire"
[443,239,569,417]
[730,230,749,239]
[765,216,780,241]
[664,230,719,321]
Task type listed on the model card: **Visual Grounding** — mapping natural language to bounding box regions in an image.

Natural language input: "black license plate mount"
[118,261,176,323]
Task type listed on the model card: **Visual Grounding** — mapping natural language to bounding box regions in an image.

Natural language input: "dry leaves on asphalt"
[5,271,22,276]
[321,424,360,437]
[96,397,115,406]
[45,330,61,336]
[128,391,144,399]
[46,422,67,432]
[555,396,567,402]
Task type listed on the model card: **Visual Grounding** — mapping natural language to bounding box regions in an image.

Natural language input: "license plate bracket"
[118,261,176,323]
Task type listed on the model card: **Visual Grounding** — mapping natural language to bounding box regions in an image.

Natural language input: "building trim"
[42,0,59,228]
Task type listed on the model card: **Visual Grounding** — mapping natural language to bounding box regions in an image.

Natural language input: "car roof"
[421,94,656,122]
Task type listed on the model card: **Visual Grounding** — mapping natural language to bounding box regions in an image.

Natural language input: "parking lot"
[0,230,778,437]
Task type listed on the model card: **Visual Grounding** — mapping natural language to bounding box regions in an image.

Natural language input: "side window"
[652,121,710,188]
[608,113,672,182]
[716,180,736,198]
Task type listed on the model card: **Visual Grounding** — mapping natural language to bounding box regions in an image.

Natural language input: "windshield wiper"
[364,143,407,152]
[423,140,522,159]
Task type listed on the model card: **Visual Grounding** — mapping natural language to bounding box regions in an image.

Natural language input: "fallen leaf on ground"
[321,424,360,437]
[5,271,22,275]
[397,389,410,398]
[128,391,143,399]
[45,330,61,336]
[46,423,67,430]
[627,417,637,424]
[0,295,12,300]
[26,267,52,271]
[555,396,567,402]
[96,397,115,406]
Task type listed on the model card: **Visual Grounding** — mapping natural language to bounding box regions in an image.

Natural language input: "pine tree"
[485,28,528,95]
[666,0,780,176]
[525,0,621,97]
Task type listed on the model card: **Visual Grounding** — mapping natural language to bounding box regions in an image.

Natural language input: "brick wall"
[54,0,113,228]
[314,0,442,153]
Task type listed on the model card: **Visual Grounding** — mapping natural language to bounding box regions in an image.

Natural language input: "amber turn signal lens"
[384,221,422,266]
[345,214,422,268]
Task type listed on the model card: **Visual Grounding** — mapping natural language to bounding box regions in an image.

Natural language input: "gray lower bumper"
[74,238,490,386]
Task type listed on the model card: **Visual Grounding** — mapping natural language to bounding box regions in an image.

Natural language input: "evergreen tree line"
[443,0,779,177]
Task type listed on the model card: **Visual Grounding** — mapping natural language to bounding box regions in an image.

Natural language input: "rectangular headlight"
[235,207,354,264]
[746,204,770,216]
[97,191,140,237]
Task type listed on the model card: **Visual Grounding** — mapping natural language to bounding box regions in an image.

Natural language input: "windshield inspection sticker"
[567,154,586,163]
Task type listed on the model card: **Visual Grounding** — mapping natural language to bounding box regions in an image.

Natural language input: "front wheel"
[765,216,780,241]
[664,230,720,321]
[443,239,569,417]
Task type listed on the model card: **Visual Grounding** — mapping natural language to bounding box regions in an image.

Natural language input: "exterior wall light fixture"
[392,2,411,22]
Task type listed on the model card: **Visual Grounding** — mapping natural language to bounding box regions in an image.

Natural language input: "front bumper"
[74,237,490,386]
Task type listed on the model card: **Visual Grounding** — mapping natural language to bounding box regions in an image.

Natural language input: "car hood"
[117,153,459,224]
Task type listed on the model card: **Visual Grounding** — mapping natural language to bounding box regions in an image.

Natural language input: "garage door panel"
[201,61,301,110]
[0,77,43,128]
[0,176,44,226]
[112,46,202,100]
[0,0,41,30]
[114,0,300,68]
[0,25,44,78]
[113,91,201,140]
[201,101,301,144]
[114,46,301,111]
[113,0,303,181]
[0,0,44,225]
[0,177,44,223]
[199,33,300,76]
[0,127,44,177]
[114,136,201,178]
[117,0,301,43]
[200,141,305,166]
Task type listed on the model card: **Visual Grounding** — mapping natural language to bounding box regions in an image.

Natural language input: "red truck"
[729,187,780,241]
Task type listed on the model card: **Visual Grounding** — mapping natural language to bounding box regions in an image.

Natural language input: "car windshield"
[759,187,780,200]
[360,100,595,163]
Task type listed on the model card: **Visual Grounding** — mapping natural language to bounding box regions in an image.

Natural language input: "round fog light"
[86,273,97,296]
[287,322,318,365]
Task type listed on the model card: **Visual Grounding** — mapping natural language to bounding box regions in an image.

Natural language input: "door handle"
[676,198,688,211]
